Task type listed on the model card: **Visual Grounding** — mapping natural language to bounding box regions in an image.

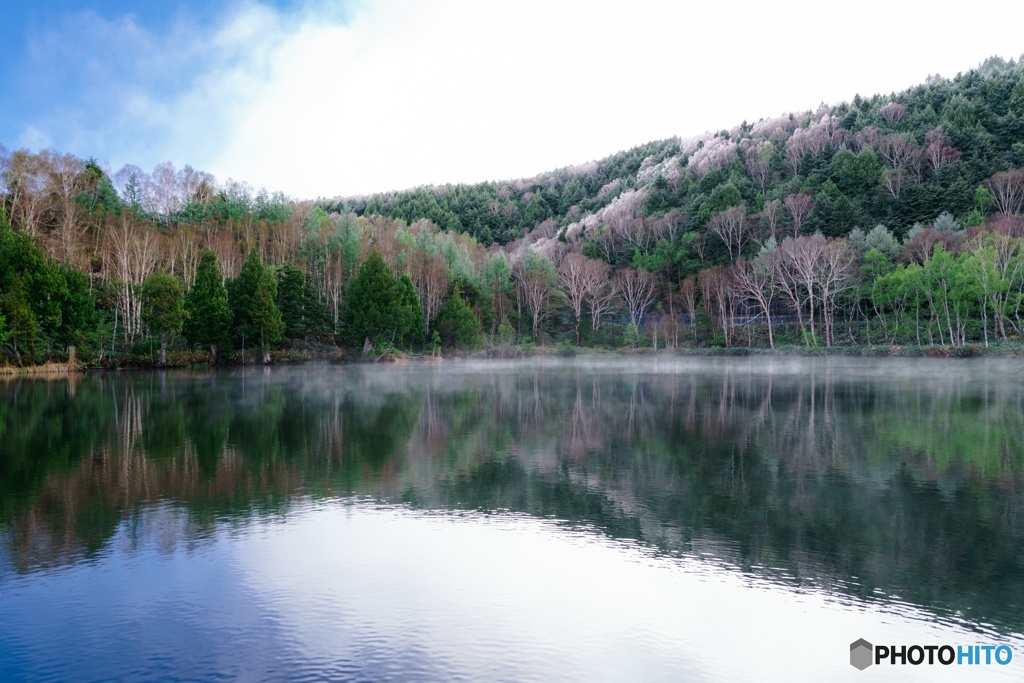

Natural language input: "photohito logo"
[850,639,873,670]
[850,639,1012,670]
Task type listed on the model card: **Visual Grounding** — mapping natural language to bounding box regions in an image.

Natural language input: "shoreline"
[6,341,1024,376]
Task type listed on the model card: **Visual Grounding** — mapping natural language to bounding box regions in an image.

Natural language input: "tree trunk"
[158,333,167,367]
[262,348,271,365]
[210,343,218,364]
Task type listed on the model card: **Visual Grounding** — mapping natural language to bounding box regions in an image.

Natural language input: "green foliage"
[706,183,743,214]
[0,276,41,363]
[0,227,60,334]
[963,208,985,227]
[830,147,883,197]
[495,319,515,346]
[141,271,185,337]
[865,225,901,260]
[276,263,328,343]
[429,330,441,355]
[623,323,641,348]
[396,273,424,348]
[184,250,232,358]
[9,60,1024,362]
[345,250,401,348]
[861,248,894,280]
[78,159,120,216]
[141,270,185,365]
[434,287,481,351]
[228,250,283,353]
[0,214,92,363]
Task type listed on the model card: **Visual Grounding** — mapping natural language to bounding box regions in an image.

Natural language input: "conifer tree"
[276,263,328,346]
[184,249,232,363]
[346,250,400,350]
[396,273,424,348]
[229,250,283,364]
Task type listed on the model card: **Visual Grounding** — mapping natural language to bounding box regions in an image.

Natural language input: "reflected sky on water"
[2,358,1023,681]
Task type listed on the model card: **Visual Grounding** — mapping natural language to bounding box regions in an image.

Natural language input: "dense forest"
[3,56,1024,366]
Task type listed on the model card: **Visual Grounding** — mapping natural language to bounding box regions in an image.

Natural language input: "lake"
[1,357,1023,681]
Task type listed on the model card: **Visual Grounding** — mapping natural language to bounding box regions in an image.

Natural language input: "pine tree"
[396,273,424,348]
[276,263,328,346]
[345,250,400,350]
[228,250,283,363]
[184,249,232,363]
[434,286,481,351]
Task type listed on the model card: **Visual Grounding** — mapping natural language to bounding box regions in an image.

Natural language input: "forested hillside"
[333,57,1024,249]
[3,56,1024,366]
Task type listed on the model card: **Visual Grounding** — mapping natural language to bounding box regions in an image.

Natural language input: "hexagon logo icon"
[850,639,873,670]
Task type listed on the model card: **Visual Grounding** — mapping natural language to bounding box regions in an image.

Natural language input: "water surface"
[1,357,1023,681]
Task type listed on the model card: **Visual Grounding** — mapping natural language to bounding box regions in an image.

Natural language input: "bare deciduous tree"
[602,189,649,257]
[984,168,1024,216]
[731,255,781,348]
[760,199,782,241]
[784,193,814,237]
[49,152,86,265]
[679,275,699,339]
[170,224,201,289]
[881,168,906,199]
[103,213,162,341]
[209,228,242,280]
[561,253,614,342]
[513,248,558,341]
[584,259,617,332]
[613,268,657,328]
[558,252,590,342]
[149,161,181,216]
[924,126,961,171]
[879,102,907,125]
[419,254,449,335]
[2,149,49,236]
[816,239,858,346]
[773,235,822,343]
[698,266,734,346]
[745,144,772,195]
[879,134,913,167]
[653,209,684,243]
[708,205,750,260]
[853,125,881,151]
[784,135,806,176]
[690,231,709,265]
[772,235,856,347]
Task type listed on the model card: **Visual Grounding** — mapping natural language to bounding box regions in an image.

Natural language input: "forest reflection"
[2,359,1023,632]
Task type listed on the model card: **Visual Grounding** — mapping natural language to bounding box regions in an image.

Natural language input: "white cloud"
[17,125,53,150]
[16,0,1024,199]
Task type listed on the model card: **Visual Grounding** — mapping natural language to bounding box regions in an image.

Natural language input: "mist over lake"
[2,357,1023,681]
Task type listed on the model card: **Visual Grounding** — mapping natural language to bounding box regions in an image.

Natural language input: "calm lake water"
[1,357,1023,681]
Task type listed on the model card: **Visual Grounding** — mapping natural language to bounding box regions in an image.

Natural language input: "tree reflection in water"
[1,358,1022,632]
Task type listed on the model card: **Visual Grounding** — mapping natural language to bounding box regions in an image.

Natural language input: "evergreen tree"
[0,276,40,365]
[345,250,400,350]
[228,250,283,363]
[396,273,424,348]
[184,249,232,363]
[141,270,185,366]
[434,286,481,351]
[0,311,10,351]
[276,263,328,346]
[0,209,69,363]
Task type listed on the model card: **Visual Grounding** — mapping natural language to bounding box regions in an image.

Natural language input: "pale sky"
[3,0,1023,199]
